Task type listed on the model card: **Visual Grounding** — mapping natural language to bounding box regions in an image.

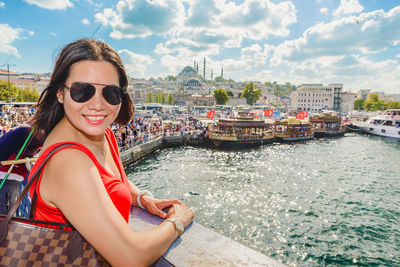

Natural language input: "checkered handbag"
[0,143,110,266]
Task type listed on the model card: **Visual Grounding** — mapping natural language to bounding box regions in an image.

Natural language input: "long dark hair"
[32,38,134,137]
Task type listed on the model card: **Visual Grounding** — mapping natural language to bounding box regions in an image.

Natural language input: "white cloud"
[24,0,73,10]
[50,32,56,37]
[95,0,186,39]
[0,24,23,55]
[334,0,363,17]
[0,2,5,8]
[273,7,400,64]
[320,7,328,15]
[95,0,297,55]
[118,49,155,78]
[82,18,90,25]
[263,6,400,93]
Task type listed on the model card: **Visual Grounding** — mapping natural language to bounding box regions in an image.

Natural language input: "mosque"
[176,58,223,91]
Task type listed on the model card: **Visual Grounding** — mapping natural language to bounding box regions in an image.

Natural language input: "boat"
[309,113,346,137]
[274,118,314,141]
[207,115,274,148]
[352,109,400,139]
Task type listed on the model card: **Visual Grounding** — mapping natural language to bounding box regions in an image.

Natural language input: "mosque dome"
[187,78,201,86]
[177,66,196,78]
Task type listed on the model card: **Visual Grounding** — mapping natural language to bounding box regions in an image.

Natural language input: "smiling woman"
[21,38,194,266]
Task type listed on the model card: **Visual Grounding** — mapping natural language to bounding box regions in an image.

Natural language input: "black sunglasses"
[64,82,124,105]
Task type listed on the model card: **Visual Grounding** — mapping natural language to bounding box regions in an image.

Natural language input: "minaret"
[193,61,196,70]
[221,66,223,80]
[196,62,199,75]
[203,57,206,79]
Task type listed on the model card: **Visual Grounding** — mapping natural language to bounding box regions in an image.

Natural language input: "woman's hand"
[141,195,181,218]
[166,203,194,229]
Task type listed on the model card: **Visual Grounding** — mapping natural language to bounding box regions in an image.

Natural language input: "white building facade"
[341,91,357,113]
[291,83,343,113]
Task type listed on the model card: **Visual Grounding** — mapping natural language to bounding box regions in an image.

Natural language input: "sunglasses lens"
[69,83,95,103]
[102,86,122,105]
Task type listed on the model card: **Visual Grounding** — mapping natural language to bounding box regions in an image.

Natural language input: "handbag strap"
[0,143,77,243]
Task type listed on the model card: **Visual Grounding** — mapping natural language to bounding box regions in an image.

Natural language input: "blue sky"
[1,0,400,94]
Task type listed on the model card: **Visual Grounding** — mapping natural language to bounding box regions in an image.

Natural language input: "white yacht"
[353,109,400,139]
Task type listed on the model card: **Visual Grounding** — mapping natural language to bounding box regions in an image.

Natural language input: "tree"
[241,82,262,105]
[167,92,174,105]
[214,76,234,83]
[386,101,400,109]
[265,81,297,96]
[0,80,19,102]
[145,92,154,103]
[363,93,386,111]
[155,92,166,104]
[354,98,365,110]
[213,88,229,105]
[167,75,176,81]
[227,91,234,97]
[16,87,40,102]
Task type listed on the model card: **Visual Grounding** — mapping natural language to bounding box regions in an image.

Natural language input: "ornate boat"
[309,113,346,137]
[207,116,274,148]
[274,118,314,141]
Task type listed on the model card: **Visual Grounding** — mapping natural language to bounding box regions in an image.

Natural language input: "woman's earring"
[57,92,64,104]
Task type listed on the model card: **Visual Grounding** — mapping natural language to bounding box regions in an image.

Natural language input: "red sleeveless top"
[29,128,132,223]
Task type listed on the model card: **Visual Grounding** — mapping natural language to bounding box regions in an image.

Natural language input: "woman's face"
[59,60,121,139]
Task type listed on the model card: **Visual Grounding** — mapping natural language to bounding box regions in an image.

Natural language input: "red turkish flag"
[207,110,215,119]
[296,111,305,120]
[304,110,309,118]
[264,109,273,117]
[254,115,259,119]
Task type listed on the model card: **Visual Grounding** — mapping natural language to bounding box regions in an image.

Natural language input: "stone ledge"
[129,207,285,267]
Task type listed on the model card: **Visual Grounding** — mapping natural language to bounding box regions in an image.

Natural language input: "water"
[126,134,400,266]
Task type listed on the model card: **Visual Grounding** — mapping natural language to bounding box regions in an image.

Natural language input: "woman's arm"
[40,148,193,267]
[128,180,182,218]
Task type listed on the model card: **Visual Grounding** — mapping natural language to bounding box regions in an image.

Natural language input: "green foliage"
[167,92,174,105]
[227,91,234,97]
[363,93,386,111]
[386,101,400,109]
[0,80,18,102]
[16,87,40,102]
[241,82,262,105]
[354,98,365,110]
[145,92,154,103]
[215,76,224,82]
[155,92,166,104]
[167,75,176,81]
[213,88,229,105]
[214,76,234,83]
[265,81,297,96]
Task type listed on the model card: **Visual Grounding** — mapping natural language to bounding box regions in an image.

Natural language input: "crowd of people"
[0,106,36,135]
[1,105,208,150]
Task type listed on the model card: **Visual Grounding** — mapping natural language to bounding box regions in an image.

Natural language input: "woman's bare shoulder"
[41,145,100,193]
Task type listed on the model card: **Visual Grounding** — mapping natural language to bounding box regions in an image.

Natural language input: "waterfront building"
[356,89,400,103]
[341,91,357,113]
[290,83,343,113]
[378,93,400,102]
[357,89,371,100]
[0,69,48,94]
